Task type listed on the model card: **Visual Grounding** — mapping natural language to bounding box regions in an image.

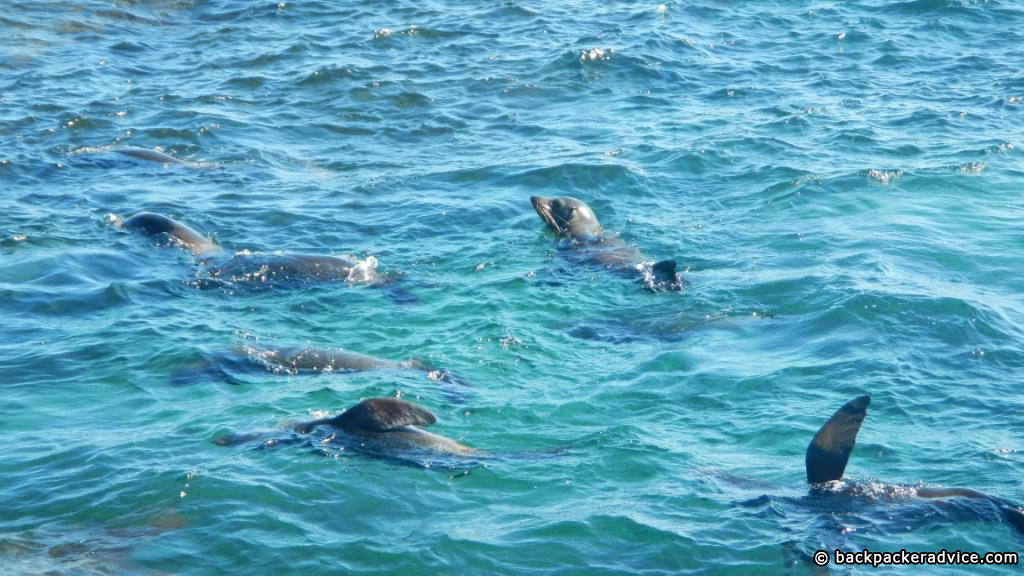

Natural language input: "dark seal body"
[295,397,474,454]
[123,212,387,286]
[115,147,184,164]
[530,195,684,291]
[804,395,1024,534]
[123,212,216,253]
[207,252,379,285]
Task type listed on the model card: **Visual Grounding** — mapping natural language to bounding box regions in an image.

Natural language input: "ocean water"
[2,0,1023,574]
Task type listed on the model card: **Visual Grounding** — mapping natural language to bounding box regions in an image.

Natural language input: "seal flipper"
[385,282,420,305]
[213,431,264,446]
[916,487,1024,534]
[330,397,437,433]
[370,272,420,305]
[806,395,870,484]
[1003,507,1024,534]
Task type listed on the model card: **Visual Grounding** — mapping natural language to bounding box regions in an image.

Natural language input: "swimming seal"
[294,397,474,455]
[806,395,1024,534]
[123,212,216,253]
[114,147,184,165]
[214,398,474,461]
[205,252,383,286]
[170,344,468,404]
[235,343,466,385]
[122,212,393,289]
[530,196,685,291]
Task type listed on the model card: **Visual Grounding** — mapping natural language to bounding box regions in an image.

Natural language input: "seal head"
[531,196,602,241]
[805,395,870,484]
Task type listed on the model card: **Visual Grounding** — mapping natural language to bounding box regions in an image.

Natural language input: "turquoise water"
[2,0,1024,574]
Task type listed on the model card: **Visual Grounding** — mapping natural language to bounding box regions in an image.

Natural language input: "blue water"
[2,1,1023,574]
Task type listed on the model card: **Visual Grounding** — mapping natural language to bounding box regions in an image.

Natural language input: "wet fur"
[123,212,400,291]
[805,395,1024,534]
[530,195,684,291]
[295,398,474,454]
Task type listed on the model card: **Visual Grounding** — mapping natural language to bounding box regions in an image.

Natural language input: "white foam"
[345,255,379,282]
[866,168,901,185]
[958,161,984,174]
[580,48,612,62]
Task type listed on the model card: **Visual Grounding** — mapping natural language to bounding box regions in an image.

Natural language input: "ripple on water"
[3,0,1024,573]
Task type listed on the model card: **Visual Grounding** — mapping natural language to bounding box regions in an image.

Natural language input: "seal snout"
[530,196,550,213]
[531,196,561,234]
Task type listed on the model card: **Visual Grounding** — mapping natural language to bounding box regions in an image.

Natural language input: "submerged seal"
[122,212,391,288]
[530,195,685,291]
[123,212,216,253]
[806,395,1024,534]
[215,398,475,461]
[235,343,466,385]
[294,397,474,455]
[114,147,185,165]
[247,344,412,373]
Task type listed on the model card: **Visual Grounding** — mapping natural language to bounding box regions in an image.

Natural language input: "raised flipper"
[806,395,870,484]
[331,397,437,433]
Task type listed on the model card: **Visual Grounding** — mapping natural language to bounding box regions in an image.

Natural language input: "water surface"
[2,1,1023,574]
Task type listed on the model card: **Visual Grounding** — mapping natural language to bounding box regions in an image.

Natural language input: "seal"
[114,147,184,164]
[235,343,465,385]
[205,252,383,286]
[246,344,409,373]
[171,344,468,404]
[806,395,1024,534]
[122,211,395,290]
[123,212,217,253]
[214,397,475,462]
[530,195,685,291]
[294,397,474,454]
